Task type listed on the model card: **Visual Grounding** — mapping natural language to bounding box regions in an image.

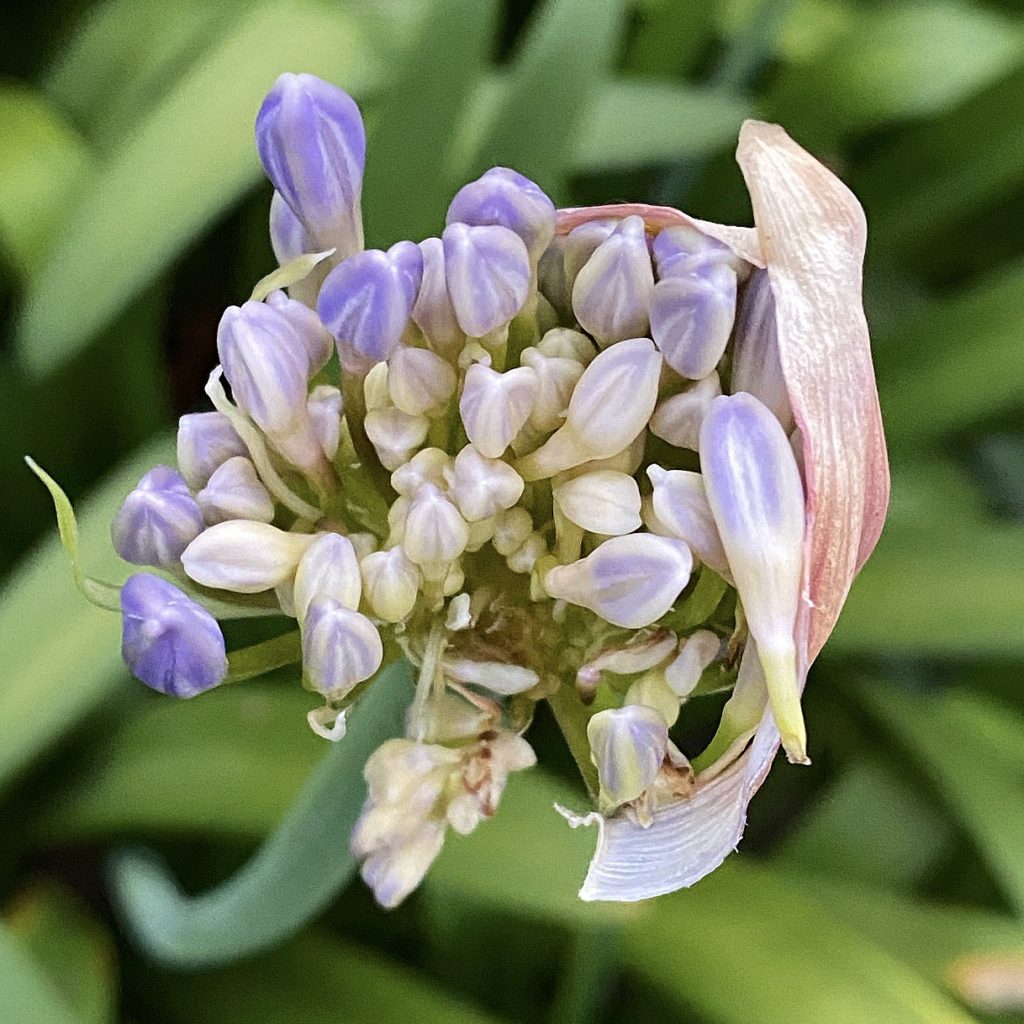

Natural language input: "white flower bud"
[348,532,378,561]
[411,236,463,361]
[625,671,680,727]
[359,820,447,910]
[442,562,465,596]
[465,516,496,552]
[537,326,596,364]
[491,507,533,556]
[302,598,383,699]
[446,445,524,522]
[403,484,470,566]
[306,385,343,460]
[443,657,540,695]
[647,466,732,580]
[543,534,692,629]
[460,363,538,458]
[387,346,457,416]
[650,372,722,451]
[385,495,410,545]
[182,521,315,593]
[390,448,452,496]
[444,593,473,632]
[574,430,647,477]
[196,456,275,525]
[364,406,429,454]
[360,545,421,622]
[520,347,584,432]
[587,705,668,814]
[363,361,391,411]
[507,532,546,574]
[563,219,617,286]
[293,532,362,625]
[553,470,641,536]
[664,629,721,697]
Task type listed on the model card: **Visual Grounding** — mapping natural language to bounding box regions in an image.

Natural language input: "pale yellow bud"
[360,546,421,622]
[553,470,642,536]
[387,346,457,416]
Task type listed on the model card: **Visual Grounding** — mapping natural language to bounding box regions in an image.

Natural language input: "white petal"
[553,470,641,536]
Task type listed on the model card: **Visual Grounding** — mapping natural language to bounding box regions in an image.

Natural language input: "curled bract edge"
[570,119,890,902]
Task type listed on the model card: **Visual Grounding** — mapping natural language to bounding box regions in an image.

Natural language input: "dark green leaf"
[0,922,83,1024]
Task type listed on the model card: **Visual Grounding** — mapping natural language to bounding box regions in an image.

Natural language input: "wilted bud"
[292,533,361,624]
[553,470,641,536]
[360,819,447,910]
[182,521,316,593]
[318,242,422,366]
[459,362,538,458]
[387,346,457,416]
[446,445,524,521]
[649,372,722,451]
[302,597,383,698]
[403,484,470,567]
[563,219,617,286]
[264,289,333,375]
[442,223,531,337]
[448,730,536,833]
[112,466,204,567]
[447,167,556,261]
[572,216,654,345]
[520,347,584,432]
[576,629,677,701]
[664,629,720,697]
[120,573,227,697]
[176,412,247,491]
[361,546,421,622]
[443,657,539,695]
[518,338,662,480]
[731,269,794,433]
[647,466,731,580]
[587,705,668,814]
[649,262,737,380]
[390,448,451,496]
[544,534,692,629]
[306,384,343,460]
[700,393,807,763]
[196,456,275,525]
[651,224,740,279]
[411,237,463,360]
[492,507,533,556]
[255,73,365,257]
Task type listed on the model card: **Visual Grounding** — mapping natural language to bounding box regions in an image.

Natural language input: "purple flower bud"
[265,289,333,375]
[411,237,463,359]
[563,219,618,285]
[302,597,383,699]
[442,223,531,338]
[307,384,343,460]
[269,190,309,264]
[255,73,366,258]
[196,456,275,525]
[649,262,737,379]
[571,215,654,346]
[176,412,247,491]
[731,269,794,433]
[651,225,738,279]
[120,573,227,698]
[318,243,421,365]
[446,167,556,261]
[111,466,204,567]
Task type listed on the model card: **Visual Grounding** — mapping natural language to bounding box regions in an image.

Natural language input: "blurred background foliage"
[1,0,1023,1020]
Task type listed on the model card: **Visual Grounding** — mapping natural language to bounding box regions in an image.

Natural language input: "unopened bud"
[537,327,596,364]
[196,457,274,525]
[651,225,741,279]
[544,534,692,629]
[302,597,383,699]
[563,219,617,285]
[587,705,668,814]
[176,412,247,491]
[361,546,421,622]
[460,362,538,458]
[647,466,731,580]
[492,507,533,556]
[572,216,654,346]
[112,466,204,567]
[365,407,429,462]
[306,384,343,460]
[403,484,470,566]
[625,671,680,727]
[507,531,547,574]
[387,346,457,416]
[182,521,315,593]
[411,237,463,360]
[268,190,308,265]
[554,470,641,536]
[446,445,524,521]
[520,347,584,432]
[391,448,452,496]
[650,372,722,452]
[264,289,333,375]
[293,533,362,625]
[664,629,720,697]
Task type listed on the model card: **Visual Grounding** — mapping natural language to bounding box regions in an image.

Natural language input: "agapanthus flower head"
[87,78,887,909]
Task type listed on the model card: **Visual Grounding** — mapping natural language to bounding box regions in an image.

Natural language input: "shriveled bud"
[460,363,538,458]
[446,167,556,261]
[647,466,731,580]
[411,237,463,360]
[387,346,457,416]
[318,242,422,365]
[650,372,722,451]
[302,597,383,698]
[446,445,524,521]
[651,224,740,279]
[293,533,361,624]
[588,705,668,814]
[520,347,584,432]
[443,223,531,337]
[306,384,343,460]
[537,327,596,364]
[403,484,469,566]
[572,216,654,346]
[196,457,274,525]
[544,534,692,629]
[731,269,794,433]
[664,629,721,697]
[120,574,227,698]
[578,630,677,681]
[390,448,451,496]
[264,289,333,375]
[361,546,421,622]
[554,470,641,536]
[444,657,539,695]
[492,507,533,556]
[255,73,365,257]
[112,466,204,567]
[700,393,807,763]
[517,338,661,480]
[625,671,680,727]
[649,262,737,380]
[563,219,617,285]
[182,521,315,593]
[176,413,247,491]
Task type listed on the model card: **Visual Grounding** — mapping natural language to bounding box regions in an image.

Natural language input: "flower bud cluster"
[105,74,812,908]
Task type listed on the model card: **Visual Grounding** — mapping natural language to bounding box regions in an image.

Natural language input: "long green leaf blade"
[0,922,84,1024]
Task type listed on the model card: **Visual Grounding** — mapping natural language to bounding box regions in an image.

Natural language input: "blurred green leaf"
[466,0,625,196]
[16,0,382,377]
[0,84,92,274]
[624,862,979,1024]
[623,0,712,76]
[5,883,116,1024]
[362,0,498,247]
[110,660,411,968]
[0,435,173,791]
[859,684,1024,917]
[150,931,502,1023]
[0,921,83,1024]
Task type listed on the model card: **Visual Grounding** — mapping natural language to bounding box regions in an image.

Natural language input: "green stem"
[547,924,622,1024]
[547,683,599,800]
[225,631,302,683]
